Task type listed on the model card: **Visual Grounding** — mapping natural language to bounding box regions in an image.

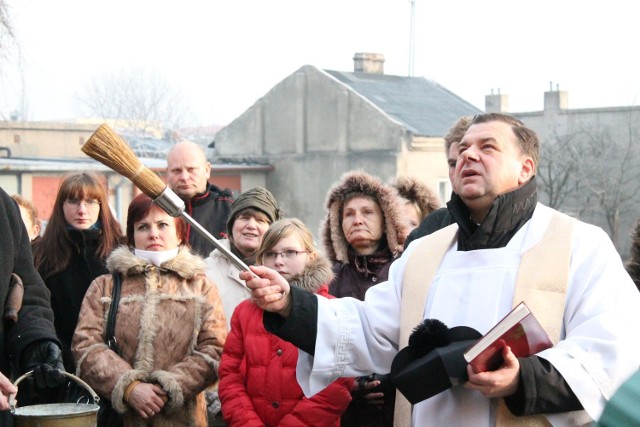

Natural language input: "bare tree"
[0,0,24,121]
[539,113,640,250]
[579,113,640,247]
[0,0,16,70]
[538,130,584,211]
[77,67,191,134]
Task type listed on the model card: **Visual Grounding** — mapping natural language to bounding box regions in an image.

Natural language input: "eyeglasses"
[64,198,100,208]
[262,250,309,261]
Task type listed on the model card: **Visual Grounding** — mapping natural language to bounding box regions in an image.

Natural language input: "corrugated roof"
[325,70,482,137]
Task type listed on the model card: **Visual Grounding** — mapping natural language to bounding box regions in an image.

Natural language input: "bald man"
[166,141,234,257]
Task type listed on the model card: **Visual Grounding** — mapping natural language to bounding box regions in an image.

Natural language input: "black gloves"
[21,340,66,389]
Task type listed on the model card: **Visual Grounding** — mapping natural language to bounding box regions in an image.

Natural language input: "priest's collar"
[447,176,538,251]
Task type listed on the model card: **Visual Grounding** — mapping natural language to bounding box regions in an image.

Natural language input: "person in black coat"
[32,173,123,375]
[166,140,234,257]
[0,187,64,423]
[404,116,472,249]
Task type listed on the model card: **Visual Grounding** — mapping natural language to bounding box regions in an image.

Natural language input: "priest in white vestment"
[242,113,640,427]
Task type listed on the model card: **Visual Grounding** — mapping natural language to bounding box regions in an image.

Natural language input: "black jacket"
[185,183,234,257]
[39,228,107,373]
[0,187,59,424]
[403,207,454,250]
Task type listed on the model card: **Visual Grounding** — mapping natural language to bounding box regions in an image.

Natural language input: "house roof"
[324,70,482,137]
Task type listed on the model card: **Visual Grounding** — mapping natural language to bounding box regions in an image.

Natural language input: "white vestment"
[297,204,640,426]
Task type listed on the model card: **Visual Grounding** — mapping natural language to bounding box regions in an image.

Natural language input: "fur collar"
[106,245,207,279]
[320,171,405,263]
[390,175,441,221]
[288,255,334,293]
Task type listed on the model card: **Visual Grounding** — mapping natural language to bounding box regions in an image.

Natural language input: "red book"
[463,301,553,373]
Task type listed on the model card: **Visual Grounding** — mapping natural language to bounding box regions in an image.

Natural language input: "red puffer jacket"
[219,257,353,426]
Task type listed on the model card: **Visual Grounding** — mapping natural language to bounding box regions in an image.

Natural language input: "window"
[438,178,451,204]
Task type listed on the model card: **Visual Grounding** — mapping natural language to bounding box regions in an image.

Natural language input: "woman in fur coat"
[219,218,353,426]
[72,193,227,426]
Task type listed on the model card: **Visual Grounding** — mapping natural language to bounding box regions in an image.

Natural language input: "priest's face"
[453,121,534,222]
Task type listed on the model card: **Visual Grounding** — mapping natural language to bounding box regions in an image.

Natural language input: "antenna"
[408,0,416,76]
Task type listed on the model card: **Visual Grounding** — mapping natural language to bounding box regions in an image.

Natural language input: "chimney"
[544,82,568,111]
[353,53,385,74]
[485,88,509,113]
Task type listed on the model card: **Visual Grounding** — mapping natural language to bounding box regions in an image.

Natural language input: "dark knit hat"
[227,186,282,234]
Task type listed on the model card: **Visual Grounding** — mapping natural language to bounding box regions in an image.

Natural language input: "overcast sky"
[2,0,640,126]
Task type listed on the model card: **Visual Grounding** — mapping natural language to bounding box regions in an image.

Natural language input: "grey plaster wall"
[215,65,406,241]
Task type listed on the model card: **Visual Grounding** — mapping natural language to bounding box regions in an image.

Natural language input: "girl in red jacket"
[219,218,353,426]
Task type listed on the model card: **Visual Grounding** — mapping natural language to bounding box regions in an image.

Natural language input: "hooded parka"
[321,171,406,299]
[72,246,227,427]
[320,171,405,427]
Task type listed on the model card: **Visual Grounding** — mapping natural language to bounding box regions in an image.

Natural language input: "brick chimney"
[353,53,385,74]
[485,88,509,113]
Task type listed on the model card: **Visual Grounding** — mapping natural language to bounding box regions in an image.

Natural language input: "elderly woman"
[205,186,282,329]
[321,171,405,427]
[72,193,227,426]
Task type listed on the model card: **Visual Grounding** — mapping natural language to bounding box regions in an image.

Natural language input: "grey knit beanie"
[226,186,282,234]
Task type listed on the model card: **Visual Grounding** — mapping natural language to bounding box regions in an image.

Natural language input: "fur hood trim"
[390,175,442,221]
[320,171,405,263]
[106,245,207,279]
[288,255,334,293]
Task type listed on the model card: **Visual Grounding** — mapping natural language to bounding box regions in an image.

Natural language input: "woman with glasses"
[218,218,353,426]
[321,171,406,427]
[204,186,282,424]
[32,172,123,376]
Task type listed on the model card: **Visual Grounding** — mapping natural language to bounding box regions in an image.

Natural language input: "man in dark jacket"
[404,116,472,249]
[0,187,64,421]
[166,140,234,257]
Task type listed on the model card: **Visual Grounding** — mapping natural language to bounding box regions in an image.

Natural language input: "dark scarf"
[447,177,538,251]
[229,242,257,266]
[346,240,394,278]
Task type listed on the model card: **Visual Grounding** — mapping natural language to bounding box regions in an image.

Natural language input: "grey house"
[214,53,481,236]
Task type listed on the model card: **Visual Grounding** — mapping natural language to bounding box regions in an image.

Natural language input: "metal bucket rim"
[12,402,100,418]
[9,370,101,416]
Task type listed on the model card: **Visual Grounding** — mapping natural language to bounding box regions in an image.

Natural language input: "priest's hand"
[241,265,292,318]
[464,345,520,398]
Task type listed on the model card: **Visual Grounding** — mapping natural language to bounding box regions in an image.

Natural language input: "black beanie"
[227,187,282,234]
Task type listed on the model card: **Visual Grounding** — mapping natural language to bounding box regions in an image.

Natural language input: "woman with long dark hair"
[33,172,123,373]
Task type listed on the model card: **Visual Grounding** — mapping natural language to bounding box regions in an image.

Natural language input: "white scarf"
[134,248,179,267]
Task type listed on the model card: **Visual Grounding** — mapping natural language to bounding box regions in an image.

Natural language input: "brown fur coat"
[72,246,227,427]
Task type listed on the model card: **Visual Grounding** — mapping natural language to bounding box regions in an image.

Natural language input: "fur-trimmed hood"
[390,175,442,221]
[321,171,405,263]
[288,255,334,293]
[106,245,207,279]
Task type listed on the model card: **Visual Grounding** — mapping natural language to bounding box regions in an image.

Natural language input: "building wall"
[0,121,97,158]
[511,90,640,255]
[215,65,443,237]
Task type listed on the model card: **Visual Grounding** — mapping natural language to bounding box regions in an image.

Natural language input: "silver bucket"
[10,370,100,427]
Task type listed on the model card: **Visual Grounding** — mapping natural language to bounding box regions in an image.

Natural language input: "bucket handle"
[9,370,101,412]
